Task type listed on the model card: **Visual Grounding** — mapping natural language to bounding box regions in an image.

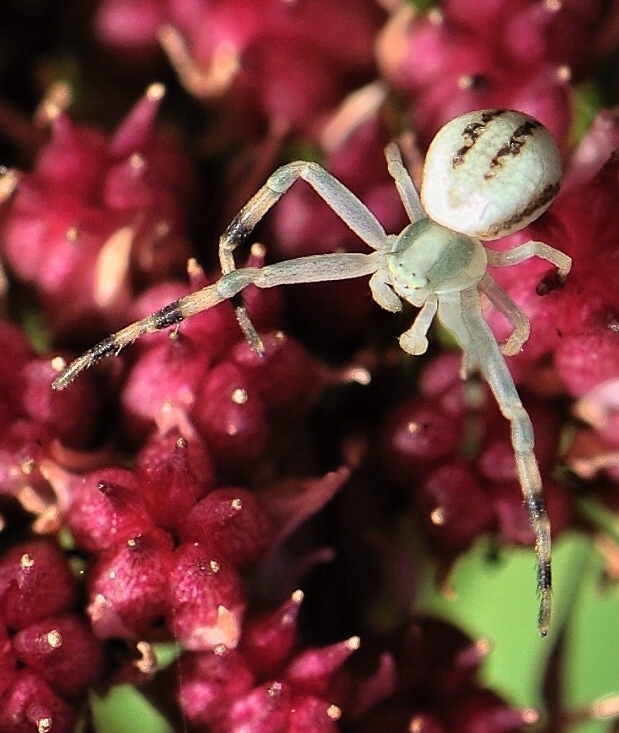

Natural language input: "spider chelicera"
[53,109,571,635]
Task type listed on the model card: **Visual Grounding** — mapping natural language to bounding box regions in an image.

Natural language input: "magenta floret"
[67,467,155,552]
[87,530,175,638]
[0,670,76,733]
[12,614,103,699]
[167,541,246,651]
[0,86,194,341]
[178,486,272,567]
[0,540,77,631]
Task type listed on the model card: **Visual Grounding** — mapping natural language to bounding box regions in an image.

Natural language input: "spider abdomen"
[420,109,562,240]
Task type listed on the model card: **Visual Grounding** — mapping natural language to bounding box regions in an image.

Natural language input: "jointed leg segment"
[219,160,390,273]
[218,160,391,351]
[479,272,530,356]
[486,240,571,278]
[52,280,230,390]
[384,142,425,223]
[52,252,380,390]
[457,287,552,635]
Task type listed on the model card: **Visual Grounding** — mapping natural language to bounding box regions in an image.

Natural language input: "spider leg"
[219,160,391,351]
[249,252,379,289]
[52,279,228,390]
[51,273,257,390]
[52,253,379,390]
[479,272,530,356]
[369,269,402,312]
[459,351,478,380]
[220,161,390,273]
[384,142,426,223]
[485,240,571,278]
[398,295,438,355]
[438,288,552,636]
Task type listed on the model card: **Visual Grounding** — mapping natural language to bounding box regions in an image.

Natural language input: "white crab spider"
[53,109,571,636]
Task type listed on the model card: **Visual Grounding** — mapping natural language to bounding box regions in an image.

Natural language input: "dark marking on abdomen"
[452,109,507,168]
[486,119,541,177]
[485,181,561,237]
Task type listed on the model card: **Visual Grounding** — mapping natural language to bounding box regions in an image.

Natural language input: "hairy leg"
[437,288,552,636]
[486,240,571,278]
[52,252,379,390]
[218,160,391,350]
[479,272,530,356]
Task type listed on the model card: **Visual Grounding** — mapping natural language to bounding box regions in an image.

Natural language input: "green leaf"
[562,532,619,733]
[570,83,604,148]
[406,0,436,10]
[152,641,182,670]
[91,685,173,733]
[20,306,51,355]
[413,532,591,712]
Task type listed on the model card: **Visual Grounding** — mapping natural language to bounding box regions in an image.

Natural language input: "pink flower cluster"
[94,0,384,137]
[0,0,619,730]
[377,0,611,148]
[1,84,193,341]
[0,540,102,732]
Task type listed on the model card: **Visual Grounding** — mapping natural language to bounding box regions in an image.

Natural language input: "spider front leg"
[51,275,246,390]
[451,287,552,635]
[218,159,391,352]
[52,253,380,390]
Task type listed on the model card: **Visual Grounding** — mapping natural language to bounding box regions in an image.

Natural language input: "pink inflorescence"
[376,0,612,149]
[94,0,385,138]
[0,84,194,342]
[1,0,619,730]
[0,540,103,733]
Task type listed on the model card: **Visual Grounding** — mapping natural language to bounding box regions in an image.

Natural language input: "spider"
[53,109,571,636]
